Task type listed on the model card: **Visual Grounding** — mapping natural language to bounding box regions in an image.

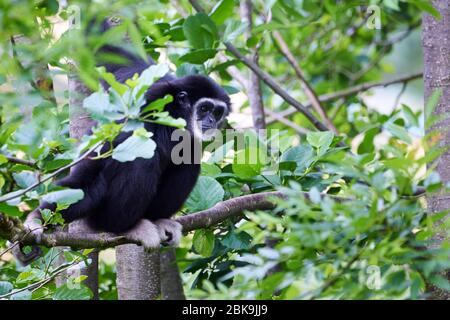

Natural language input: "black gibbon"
[15,18,231,264]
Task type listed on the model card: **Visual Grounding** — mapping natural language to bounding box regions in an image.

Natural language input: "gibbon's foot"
[123,219,161,251]
[154,219,182,246]
[69,218,98,234]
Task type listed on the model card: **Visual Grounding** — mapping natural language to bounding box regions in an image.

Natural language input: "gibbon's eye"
[213,106,225,120]
[199,102,213,113]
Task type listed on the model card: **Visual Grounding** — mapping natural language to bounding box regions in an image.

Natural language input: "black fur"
[33,24,231,233]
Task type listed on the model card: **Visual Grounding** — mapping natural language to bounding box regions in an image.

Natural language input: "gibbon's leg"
[145,164,200,247]
[122,219,161,251]
[153,219,182,246]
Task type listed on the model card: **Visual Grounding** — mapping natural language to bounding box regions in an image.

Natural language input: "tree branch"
[0,192,286,250]
[0,141,103,203]
[1,155,37,167]
[272,30,338,134]
[187,0,331,134]
[266,72,423,124]
[265,109,310,135]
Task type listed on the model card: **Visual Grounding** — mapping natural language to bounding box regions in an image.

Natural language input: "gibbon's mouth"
[201,125,215,131]
[200,127,219,141]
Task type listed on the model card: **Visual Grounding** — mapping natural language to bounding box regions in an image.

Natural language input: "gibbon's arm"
[14,158,105,265]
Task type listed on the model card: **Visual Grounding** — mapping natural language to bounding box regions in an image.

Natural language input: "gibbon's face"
[195,97,228,131]
[171,75,230,141]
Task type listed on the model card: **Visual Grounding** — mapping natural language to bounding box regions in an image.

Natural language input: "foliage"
[0,0,449,300]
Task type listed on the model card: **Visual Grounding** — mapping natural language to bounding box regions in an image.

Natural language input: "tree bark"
[1,192,288,250]
[422,0,450,300]
[160,248,185,300]
[240,0,266,130]
[116,245,161,300]
[68,71,99,299]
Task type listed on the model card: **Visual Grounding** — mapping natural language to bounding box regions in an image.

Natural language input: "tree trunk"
[160,248,185,300]
[240,0,265,130]
[422,0,450,300]
[68,71,99,299]
[116,245,161,299]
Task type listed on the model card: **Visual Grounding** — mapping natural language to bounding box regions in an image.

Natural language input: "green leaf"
[186,176,224,212]
[385,122,412,144]
[83,91,122,122]
[210,0,235,25]
[410,0,441,19]
[42,189,84,206]
[232,147,267,179]
[357,127,380,154]
[149,116,186,129]
[0,281,13,295]
[0,154,7,165]
[206,139,235,164]
[280,145,315,173]
[384,0,400,11]
[425,89,442,126]
[183,13,219,49]
[97,67,128,96]
[126,21,147,61]
[138,65,170,87]
[232,163,261,179]
[179,49,217,64]
[193,229,215,257]
[402,104,419,128]
[141,95,173,114]
[201,163,222,177]
[53,284,92,300]
[0,202,23,217]
[222,231,252,250]
[223,20,248,42]
[16,269,45,283]
[307,131,334,155]
[13,171,37,188]
[112,130,156,162]
[10,289,32,300]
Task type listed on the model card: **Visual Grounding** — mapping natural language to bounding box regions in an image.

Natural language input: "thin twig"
[264,109,309,135]
[0,141,103,203]
[10,36,57,105]
[393,81,408,110]
[0,257,82,299]
[1,155,37,167]
[266,72,423,123]
[188,0,332,135]
[272,30,337,134]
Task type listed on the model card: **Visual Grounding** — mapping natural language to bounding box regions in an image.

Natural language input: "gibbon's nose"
[206,115,215,125]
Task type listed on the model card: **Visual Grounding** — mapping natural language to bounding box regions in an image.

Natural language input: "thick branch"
[0,192,286,250]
